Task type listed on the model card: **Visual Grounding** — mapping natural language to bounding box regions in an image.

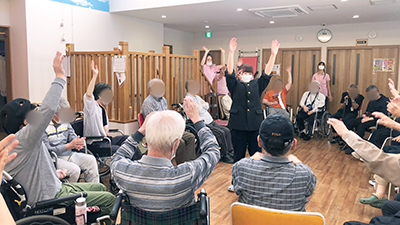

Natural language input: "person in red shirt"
[263,66,292,118]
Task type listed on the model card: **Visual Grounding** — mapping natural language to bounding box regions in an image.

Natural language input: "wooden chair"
[230,202,325,225]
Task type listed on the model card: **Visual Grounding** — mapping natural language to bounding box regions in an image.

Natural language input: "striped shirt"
[110,121,220,211]
[232,154,316,211]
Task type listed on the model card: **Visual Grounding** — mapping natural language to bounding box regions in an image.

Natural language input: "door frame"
[0,26,12,100]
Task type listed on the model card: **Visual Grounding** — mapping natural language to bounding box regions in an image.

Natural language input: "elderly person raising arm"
[110,97,220,211]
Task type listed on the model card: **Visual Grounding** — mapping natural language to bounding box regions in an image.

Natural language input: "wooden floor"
[194,138,382,225]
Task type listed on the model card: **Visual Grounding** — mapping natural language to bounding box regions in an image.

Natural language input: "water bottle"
[75,197,87,225]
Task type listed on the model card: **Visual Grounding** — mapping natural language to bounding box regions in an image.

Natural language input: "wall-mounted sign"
[356,39,368,46]
[373,58,395,72]
[271,64,281,76]
[205,32,212,38]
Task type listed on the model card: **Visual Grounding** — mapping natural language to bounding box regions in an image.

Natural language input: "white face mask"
[241,74,253,83]
[206,62,213,66]
[318,65,325,70]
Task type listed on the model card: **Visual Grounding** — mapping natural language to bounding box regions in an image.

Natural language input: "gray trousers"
[268,107,290,118]
[57,152,99,183]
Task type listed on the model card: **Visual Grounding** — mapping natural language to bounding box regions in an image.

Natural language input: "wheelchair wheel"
[321,111,332,138]
[16,215,70,225]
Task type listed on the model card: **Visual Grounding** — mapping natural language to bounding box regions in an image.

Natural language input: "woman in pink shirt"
[312,61,333,102]
[201,46,225,83]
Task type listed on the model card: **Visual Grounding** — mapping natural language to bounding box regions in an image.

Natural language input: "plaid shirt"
[141,94,168,119]
[110,121,220,212]
[232,154,316,211]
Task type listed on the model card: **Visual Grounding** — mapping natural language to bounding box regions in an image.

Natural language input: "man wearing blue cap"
[231,114,317,211]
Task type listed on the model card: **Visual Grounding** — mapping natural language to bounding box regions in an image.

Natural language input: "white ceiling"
[111,0,400,33]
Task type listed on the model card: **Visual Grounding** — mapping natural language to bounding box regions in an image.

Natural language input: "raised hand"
[327,118,349,137]
[219,47,225,53]
[372,112,396,128]
[0,134,19,181]
[388,96,400,117]
[53,51,66,80]
[285,66,292,73]
[91,60,99,76]
[271,40,280,56]
[237,58,243,67]
[202,46,210,53]
[388,78,399,97]
[183,97,201,124]
[229,38,237,52]
[138,111,155,135]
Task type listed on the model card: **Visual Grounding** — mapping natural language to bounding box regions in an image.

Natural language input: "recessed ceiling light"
[161,15,167,19]
[341,0,348,2]
[353,14,360,18]
[237,8,243,11]
[205,25,210,29]
[270,21,275,24]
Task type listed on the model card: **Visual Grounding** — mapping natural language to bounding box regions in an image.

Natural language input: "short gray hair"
[145,110,185,154]
[57,97,70,113]
[148,78,164,90]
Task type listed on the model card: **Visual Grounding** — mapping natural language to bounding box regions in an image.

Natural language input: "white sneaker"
[369,180,376,187]
[228,185,235,192]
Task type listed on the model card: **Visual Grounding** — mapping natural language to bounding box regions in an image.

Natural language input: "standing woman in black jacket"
[225,37,280,165]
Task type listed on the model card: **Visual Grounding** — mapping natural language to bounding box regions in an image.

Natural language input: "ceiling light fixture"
[270,21,275,24]
[353,14,360,18]
[341,0,348,2]
[237,8,243,11]
[161,15,167,19]
[205,25,210,29]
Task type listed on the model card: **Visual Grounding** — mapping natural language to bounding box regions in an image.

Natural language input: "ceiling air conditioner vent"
[370,0,396,5]
[249,5,309,18]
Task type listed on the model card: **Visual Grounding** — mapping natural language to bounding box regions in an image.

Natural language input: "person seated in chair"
[42,97,99,183]
[0,52,114,221]
[263,66,293,118]
[83,61,130,155]
[141,78,197,164]
[296,80,326,141]
[232,114,316,211]
[344,85,389,154]
[185,79,234,164]
[330,84,364,144]
[110,97,220,211]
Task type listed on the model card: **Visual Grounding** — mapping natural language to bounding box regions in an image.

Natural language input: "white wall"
[164,27,194,55]
[24,0,164,102]
[0,0,10,26]
[193,21,400,72]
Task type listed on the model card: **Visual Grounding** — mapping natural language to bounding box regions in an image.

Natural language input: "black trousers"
[207,121,233,156]
[231,129,261,163]
[369,127,396,149]
[347,118,377,139]
[383,142,400,154]
[331,110,358,129]
[296,111,315,134]
[344,193,400,225]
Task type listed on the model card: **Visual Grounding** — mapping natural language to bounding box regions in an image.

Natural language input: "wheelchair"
[1,171,116,225]
[110,189,210,225]
[71,112,124,194]
[171,103,201,155]
[293,105,332,139]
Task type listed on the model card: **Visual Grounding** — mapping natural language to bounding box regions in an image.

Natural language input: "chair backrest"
[71,118,84,137]
[230,202,325,225]
[138,113,144,127]
[1,171,28,221]
[121,201,205,225]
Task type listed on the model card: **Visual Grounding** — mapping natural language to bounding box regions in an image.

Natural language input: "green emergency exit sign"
[206,31,212,38]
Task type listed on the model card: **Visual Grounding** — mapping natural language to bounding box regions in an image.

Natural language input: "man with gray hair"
[111,97,220,211]
[42,97,99,183]
[141,78,197,164]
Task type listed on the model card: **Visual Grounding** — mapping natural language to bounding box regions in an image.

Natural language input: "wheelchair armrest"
[110,190,124,220]
[85,136,111,144]
[198,188,207,218]
[35,192,87,209]
[109,129,125,135]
